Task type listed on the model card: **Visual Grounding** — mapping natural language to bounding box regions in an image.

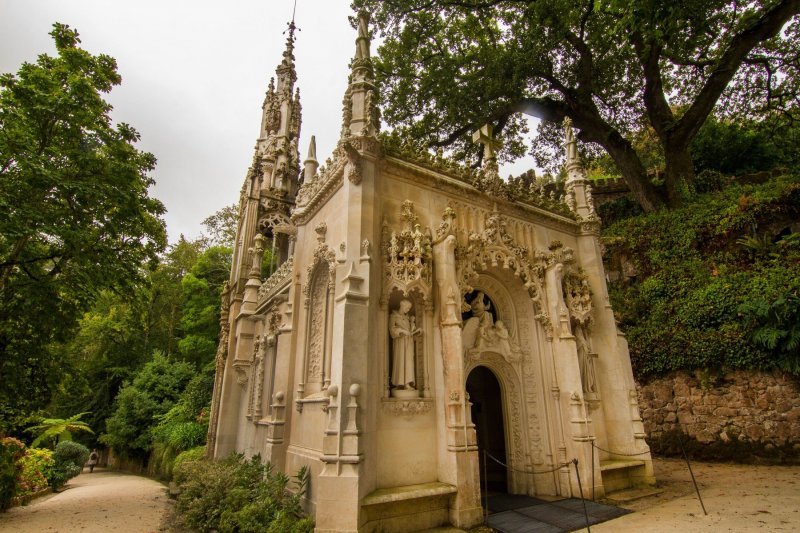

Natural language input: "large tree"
[356,0,800,210]
[0,24,166,431]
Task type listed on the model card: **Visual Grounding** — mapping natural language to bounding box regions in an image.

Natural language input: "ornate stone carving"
[303,242,336,301]
[258,257,293,302]
[563,269,597,395]
[249,334,266,419]
[381,399,433,418]
[233,361,251,387]
[461,291,522,364]
[306,270,327,381]
[342,140,362,185]
[382,200,433,304]
[456,209,552,336]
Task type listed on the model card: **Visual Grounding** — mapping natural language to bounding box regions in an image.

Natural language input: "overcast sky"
[1,0,536,244]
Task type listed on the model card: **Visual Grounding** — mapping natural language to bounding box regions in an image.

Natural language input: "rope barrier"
[589,439,707,516]
[484,451,570,475]
[589,441,652,457]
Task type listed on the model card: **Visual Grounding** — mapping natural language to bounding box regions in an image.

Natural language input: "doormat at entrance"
[484,494,631,533]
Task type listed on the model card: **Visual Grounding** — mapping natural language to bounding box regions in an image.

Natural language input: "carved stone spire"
[341,12,380,138]
[231,20,302,295]
[256,21,301,197]
[303,135,318,182]
[562,118,598,224]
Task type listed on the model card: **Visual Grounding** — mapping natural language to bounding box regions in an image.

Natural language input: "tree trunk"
[583,127,665,213]
[663,145,695,208]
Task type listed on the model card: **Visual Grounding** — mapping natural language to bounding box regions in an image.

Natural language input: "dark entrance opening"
[466,366,508,493]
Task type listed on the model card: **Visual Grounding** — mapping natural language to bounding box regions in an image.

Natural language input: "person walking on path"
[87,449,99,473]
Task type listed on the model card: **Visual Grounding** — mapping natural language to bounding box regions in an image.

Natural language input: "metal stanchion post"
[678,432,707,515]
[572,458,591,532]
[591,441,596,502]
[482,449,489,525]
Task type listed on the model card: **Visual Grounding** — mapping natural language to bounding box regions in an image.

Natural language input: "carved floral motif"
[381,399,433,417]
[382,200,433,303]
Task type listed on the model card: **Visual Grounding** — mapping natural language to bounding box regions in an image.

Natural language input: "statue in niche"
[574,323,597,394]
[389,299,421,396]
[462,291,521,363]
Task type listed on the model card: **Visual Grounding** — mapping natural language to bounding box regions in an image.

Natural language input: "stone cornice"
[384,157,580,235]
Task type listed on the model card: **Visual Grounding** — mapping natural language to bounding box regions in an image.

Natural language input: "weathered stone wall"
[637,371,800,461]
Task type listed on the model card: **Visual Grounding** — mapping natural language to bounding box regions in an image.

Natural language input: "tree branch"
[672,0,800,146]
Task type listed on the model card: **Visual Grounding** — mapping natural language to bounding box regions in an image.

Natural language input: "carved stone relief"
[381,200,433,306]
[454,208,553,338]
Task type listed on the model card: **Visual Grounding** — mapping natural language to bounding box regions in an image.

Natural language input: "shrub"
[174,454,312,533]
[0,437,25,510]
[172,446,205,473]
[47,441,89,490]
[17,448,54,496]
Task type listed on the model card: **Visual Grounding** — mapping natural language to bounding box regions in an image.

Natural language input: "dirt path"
[579,457,800,532]
[0,468,169,533]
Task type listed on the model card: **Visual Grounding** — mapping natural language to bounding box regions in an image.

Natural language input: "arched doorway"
[466,366,507,492]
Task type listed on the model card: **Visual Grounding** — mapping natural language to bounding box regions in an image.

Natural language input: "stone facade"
[639,371,800,457]
[207,13,654,533]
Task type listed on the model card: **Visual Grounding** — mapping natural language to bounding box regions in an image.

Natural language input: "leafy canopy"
[0,23,166,430]
[357,0,800,210]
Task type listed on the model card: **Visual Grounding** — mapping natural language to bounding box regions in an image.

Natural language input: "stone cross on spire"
[472,124,502,163]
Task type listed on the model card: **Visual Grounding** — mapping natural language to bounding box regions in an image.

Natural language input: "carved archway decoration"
[456,209,552,337]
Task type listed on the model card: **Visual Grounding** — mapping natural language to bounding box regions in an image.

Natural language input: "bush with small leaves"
[173,454,312,533]
[47,441,89,490]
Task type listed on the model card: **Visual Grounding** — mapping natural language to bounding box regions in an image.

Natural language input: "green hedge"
[605,173,800,379]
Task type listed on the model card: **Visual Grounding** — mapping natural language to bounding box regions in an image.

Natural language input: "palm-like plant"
[27,412,94,448]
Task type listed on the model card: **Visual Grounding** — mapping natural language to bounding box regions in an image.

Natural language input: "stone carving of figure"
[574,323,597,394]
[462,292,493,354]
[390,299,421,390]
[462,292,521,363]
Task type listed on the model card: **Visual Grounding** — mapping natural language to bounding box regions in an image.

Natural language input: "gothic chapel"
[208,13,654,533]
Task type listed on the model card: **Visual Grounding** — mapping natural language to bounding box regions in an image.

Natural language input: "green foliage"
[174,454,313,533]
[358,0,800,210]
[27,412,93,448]
[0,437,25,510]
[200,204,238,248]
[172,446,206,473]
[0,23,166,432]
[149,364,214,479]
[17,448,54,496]
[47,440,89,490]
[100,353,194,460]
[178,246,231,368]
[606,173,800,378]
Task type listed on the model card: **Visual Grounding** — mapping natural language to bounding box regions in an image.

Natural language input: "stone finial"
[563,117,579,170]
[303,135,318,181]
[355,12,370,60]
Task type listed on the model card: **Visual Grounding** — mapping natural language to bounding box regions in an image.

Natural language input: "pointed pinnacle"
[306,135,317,162]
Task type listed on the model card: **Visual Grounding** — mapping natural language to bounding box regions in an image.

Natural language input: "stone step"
[599,459,645,472]
[604,487,664,504]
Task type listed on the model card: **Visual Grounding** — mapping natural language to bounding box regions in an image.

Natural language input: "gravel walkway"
[0,468,169,532]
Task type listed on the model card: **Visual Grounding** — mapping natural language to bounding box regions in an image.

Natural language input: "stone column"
[544,262,595,497]
[432,234,483,528]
